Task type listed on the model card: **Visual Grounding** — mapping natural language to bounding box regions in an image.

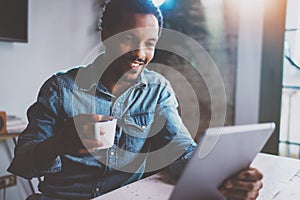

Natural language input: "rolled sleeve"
[8,75,63,179]
[148,80,197,176]
[168,143,196,177]
[8,141,62,179]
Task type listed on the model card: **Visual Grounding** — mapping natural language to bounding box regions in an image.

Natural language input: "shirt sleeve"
[7,75,63,179]
[147,80,197,177]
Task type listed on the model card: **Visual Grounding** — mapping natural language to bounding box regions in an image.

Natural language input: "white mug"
[93,116,117,149]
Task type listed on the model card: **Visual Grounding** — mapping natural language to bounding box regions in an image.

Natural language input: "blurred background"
[0,0,298,199]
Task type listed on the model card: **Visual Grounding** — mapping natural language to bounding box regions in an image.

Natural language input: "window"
[279,0,300,158]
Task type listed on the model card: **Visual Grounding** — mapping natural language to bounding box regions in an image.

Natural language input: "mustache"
[120,51,146,63]
[124,56,146,64]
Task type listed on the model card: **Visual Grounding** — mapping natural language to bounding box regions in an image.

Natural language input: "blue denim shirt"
[8,55,196,200]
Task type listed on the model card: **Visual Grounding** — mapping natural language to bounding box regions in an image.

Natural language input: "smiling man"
[9,0,263,200]
[100,9,159,96]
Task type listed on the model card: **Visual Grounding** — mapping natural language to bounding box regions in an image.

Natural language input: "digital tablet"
[170,123,275,200]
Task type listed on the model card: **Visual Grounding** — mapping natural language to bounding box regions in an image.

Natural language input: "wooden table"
[95,153,300,200]
[0,133,20,142]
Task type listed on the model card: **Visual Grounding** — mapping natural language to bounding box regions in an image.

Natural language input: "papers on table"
[6,115,27,133]
[251,153,300,200]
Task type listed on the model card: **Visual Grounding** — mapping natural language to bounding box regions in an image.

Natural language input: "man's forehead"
[122,28,159,42]
[117,10,159,30]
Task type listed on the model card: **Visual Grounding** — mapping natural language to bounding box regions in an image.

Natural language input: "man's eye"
[145,41,156,48]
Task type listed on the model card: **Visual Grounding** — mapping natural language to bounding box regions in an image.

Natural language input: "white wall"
[235,0,287,154]
[235,0,264,124]
[0,0,101,120]
[0,0,100,199]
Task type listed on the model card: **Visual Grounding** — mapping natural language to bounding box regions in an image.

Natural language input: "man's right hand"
[33,114,106,170]
[56,114,106,155]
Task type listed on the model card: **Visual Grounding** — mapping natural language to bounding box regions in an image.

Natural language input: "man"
[8,0,263,199]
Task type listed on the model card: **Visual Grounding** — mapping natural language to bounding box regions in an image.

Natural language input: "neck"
[101,66,135,97]
[98,53,140,97]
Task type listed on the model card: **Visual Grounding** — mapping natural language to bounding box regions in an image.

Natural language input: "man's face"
[103,11,159,82]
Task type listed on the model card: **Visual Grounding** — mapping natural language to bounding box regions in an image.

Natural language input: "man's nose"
[133,47,146,60]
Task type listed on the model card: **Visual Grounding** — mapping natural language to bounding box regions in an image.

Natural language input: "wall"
[235,0,287,154]
[0,0,101,199]
[235,0,264,124]
[259,0,286,154]
[152,0,239,140]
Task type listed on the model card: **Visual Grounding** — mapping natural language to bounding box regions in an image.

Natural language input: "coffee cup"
[93,115,117,149]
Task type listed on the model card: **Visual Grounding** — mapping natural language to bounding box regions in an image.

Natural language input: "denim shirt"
[8,56,196,200]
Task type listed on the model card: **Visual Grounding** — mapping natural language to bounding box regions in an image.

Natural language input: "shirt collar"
[136,70,148,88]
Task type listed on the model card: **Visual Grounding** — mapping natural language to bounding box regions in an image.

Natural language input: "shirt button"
[141,125,146,130]
[110,151,115,156]
[95,187,100,192]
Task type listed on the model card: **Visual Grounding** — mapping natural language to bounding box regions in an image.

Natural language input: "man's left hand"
[219,167,263,200]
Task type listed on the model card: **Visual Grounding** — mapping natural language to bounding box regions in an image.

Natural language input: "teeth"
[129,62,140,67]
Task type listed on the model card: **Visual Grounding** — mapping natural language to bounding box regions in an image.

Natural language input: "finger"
[219,188,260,200]
[82,124,106,138]
[82,124,93,133]
[99,127,106,135]
[78,148,90,155]
[60,144,89,156]
[61,135,83,147]
[88,147,102,152]
[81,120,107,136]
[238,168,263,181]
[74,114,102,123]
[81,124,96,137]
[63,142,96,155]
[82,139,103,149]
[223,180,263,191]
[65,115,100,137]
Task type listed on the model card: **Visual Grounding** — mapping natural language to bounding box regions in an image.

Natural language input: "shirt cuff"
[7,141,62,179]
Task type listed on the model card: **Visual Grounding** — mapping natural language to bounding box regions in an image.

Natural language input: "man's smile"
[127,59,146,71]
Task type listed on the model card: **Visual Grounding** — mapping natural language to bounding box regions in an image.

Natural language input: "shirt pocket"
[122,112,154,153]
